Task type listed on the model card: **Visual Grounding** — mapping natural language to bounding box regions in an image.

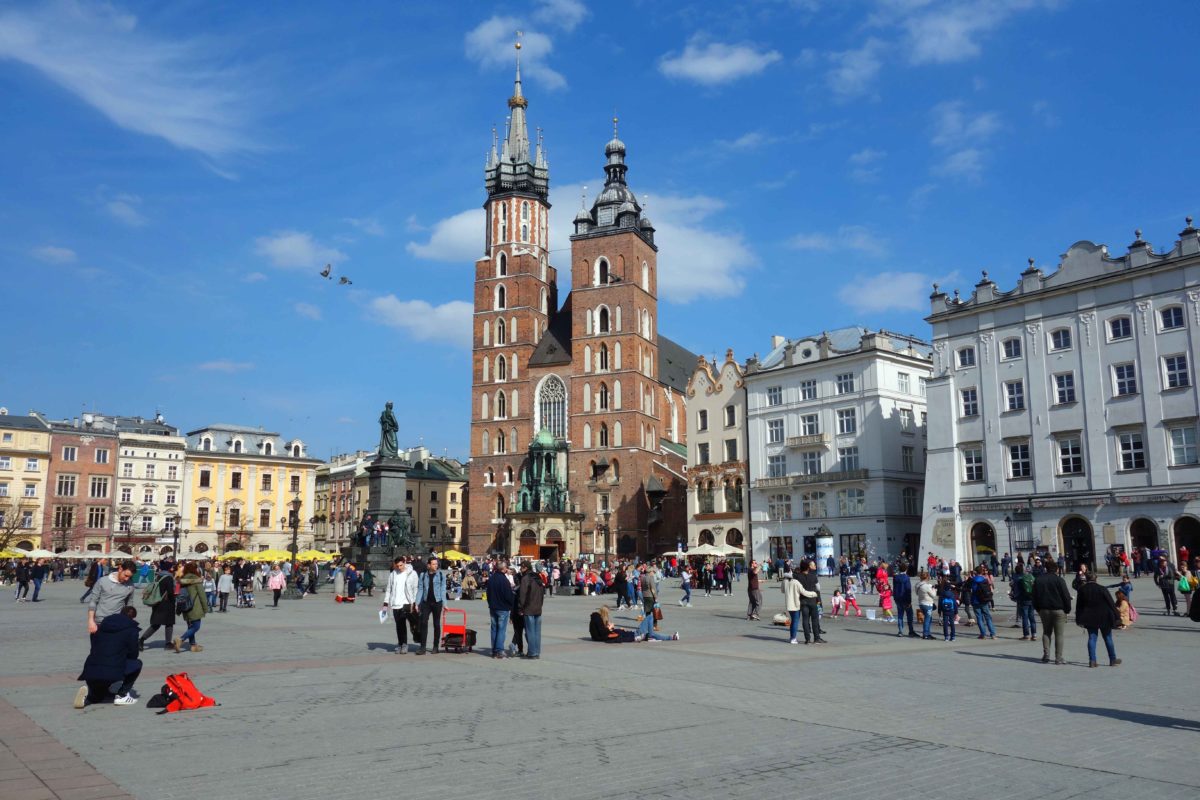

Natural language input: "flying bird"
[319,264,332,279]
[338,276,352,285]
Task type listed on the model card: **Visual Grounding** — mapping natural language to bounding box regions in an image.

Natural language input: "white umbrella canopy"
[716,543,745,557]
[58,550,90,559]
[105,549,134,559]
[22,548,56,558]
[688,544,725,558]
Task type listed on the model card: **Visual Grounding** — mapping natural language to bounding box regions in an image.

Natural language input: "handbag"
[1178,576,1192,594]
[652,605,663,622]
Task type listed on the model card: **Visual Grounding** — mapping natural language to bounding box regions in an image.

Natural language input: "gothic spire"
[484,33,549,199]
[506,36,530,163]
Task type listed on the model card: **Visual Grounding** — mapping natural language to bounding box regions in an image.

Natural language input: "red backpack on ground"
[152,673,218,714]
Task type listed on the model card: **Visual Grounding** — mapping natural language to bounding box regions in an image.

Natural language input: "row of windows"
[695,439,739,465]
[196,438,303,457]
[955,306,1189,369]
[696,405,738,431]
[481,353,519,382]
[765,487,920,519]
[697,479,744,513]
[192,506,294,529]
[766,445,919,477]
[959,355,1192,416]
[0,457,42,472]
[493,200,543,248]
[198,470,302,493]
[52,475,111,498]
[117,486,179,505]
[50,506,111,530]
[54,446,111,464]
[119,463,181,479]
[0,482,39,498]
[589,256,652,292]
[961,425,1198,482]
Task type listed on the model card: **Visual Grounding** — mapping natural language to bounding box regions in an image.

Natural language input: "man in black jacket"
[796,561,827,644]
[1155,556,1180,616]
[486,562,516,659]
[74,606,142,708]
[516,562,545,658]
[1033,560,1072,664]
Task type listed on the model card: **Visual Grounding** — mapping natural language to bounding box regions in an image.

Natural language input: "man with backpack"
[1011,564,1037,640]
[1154,556,1180,616]
[87,560,136,635]
[138,561,177,652]
[970,566,996,639]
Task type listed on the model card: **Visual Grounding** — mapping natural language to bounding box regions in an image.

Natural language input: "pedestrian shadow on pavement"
[1043,704,1200,732]
[366,641,396,652]
[954,650,1045,663]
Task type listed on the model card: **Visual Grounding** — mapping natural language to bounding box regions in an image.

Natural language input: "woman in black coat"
[1075,573,1120,668]
[138,563,177,651]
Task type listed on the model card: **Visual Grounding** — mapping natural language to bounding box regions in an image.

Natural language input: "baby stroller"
[237,580,256,608]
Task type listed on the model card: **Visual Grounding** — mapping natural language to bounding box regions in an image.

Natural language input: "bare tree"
[0,499,37,551]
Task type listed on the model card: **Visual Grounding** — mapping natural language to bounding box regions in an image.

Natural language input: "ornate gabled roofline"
[928,219,1200,320]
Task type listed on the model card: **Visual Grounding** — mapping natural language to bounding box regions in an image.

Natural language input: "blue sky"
[2,0,1197,460]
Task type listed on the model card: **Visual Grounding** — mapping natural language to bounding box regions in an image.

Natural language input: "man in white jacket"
[382,558,418,654]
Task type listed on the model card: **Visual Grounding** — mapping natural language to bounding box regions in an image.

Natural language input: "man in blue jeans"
[515,562,544,658]
[970,566,996,639]
[486,562,515,659]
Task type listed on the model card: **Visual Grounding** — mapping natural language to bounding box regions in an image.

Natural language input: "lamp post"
[288,494,302,567]
[1004,515,1014,582]
[600,509,611,567]
[170,514,182,559]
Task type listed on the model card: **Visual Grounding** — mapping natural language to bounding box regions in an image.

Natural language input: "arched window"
[725,479,743,512]
[614,421,622,446]
[521,222,529,241]
[263,442,273,456]
[641,309,650,338]
[599,344,609,371]
[595,258,609,287]
[583,345,592,373]
[496,318,506,345]
[511,390,518,416]
[699,481,715,514]
[586,308,593,335]
[495,284,506,310]
[642,261,649,291]
[496,391,506,419]
[495,428,506,454]
[614,341,621,368]
[540,287,548,314]
[504,466,514,484]
[500,204,508,241]
[615,305,622,331]
[483,319,490,346]
[484,468,494,485]
[482,356,490,381]
[583,423,592,448]
[511,354,518,379]
[599,423,609,447]
[510,316,517,341]
[610,458,620,481]
[583,382,592,412]
[202,437,211,451]
[498,252,507,277]
[614,380,622,409]
[509,427,517,452]
[599,383,609,410]
[537,375,567,438]
[521,202,530,242]
[495,493,506,519]
[233,440,243,454]
[292,444,301,457]
[481,392,490,419]
[482,430,490,454]
[598,306,610,332]
[540,256,547,282]
[496,355,507,381]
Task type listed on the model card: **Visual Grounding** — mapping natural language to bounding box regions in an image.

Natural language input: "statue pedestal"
[366,457,410,525]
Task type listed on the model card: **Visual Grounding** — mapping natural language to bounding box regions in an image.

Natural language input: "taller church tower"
[467,43,557,554]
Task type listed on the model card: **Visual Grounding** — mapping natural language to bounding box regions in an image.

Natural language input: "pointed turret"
[484,37,549,199]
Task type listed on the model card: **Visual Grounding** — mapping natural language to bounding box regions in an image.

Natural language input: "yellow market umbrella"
[0,548,25,558]
[253,549,293,563]
[436,549,473,561]
[296,549,336,562]
[218,550,253,561]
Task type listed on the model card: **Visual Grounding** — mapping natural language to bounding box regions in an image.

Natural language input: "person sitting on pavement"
[588,606,677,643]
[75,605,142,708]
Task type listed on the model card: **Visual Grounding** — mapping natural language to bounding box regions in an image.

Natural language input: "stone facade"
[921,223,1200,570]
[685,351,748,553]
[41,424,118,552]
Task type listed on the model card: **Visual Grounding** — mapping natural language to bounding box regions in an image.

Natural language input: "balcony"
[786,432,831,449]
[754,469,869,489]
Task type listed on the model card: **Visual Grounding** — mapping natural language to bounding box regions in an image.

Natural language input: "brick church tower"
[467,44,556,553]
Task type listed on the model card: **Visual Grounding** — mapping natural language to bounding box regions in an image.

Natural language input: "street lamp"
[1004,515,1014,582]
[600,508,611,566]
[170,514,182,558]
[288,494,302,566]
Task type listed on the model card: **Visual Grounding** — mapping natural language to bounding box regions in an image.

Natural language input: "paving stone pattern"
[0,575,1196,799]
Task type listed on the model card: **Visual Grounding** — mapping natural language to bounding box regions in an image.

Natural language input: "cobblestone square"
[1,576,1197,800]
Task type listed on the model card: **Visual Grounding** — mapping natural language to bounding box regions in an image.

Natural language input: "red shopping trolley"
[441,607,476,653]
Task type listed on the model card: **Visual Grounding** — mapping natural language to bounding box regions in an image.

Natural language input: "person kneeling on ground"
[75,605,142,708]
[588,606,678,643]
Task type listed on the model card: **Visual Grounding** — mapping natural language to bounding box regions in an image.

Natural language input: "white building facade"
[745,328,931,568]
[685,350,748,553]
[920,223,1200,571]
[114,417,187,555]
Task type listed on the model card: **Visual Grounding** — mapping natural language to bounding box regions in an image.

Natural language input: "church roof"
[656,335,696,392]
[527,308,573,367]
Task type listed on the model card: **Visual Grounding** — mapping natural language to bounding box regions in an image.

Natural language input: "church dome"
[605,136,626,156]
[574,207,591,223]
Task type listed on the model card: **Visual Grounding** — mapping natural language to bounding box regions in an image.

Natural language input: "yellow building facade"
[181,425,321,556]
[0,413,52,549]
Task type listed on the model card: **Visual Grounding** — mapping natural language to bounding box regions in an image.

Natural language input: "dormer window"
[292,444,301,457]
[202,437,212,452]
[598,206,614,226]
[232,439,243,454]
[263,442,273,456]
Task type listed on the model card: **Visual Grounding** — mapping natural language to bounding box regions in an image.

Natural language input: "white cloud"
[254,230,347,270]
[788,225,887,257]
[848,147,887,182]
[0,1,257,160]
[197,359,254,373]
[659,37,782,86]
[32,245,77,264]
[866,0,1057,66]
[533,0,588,31]
[934,147,985,181]
[930,100,1001,147]
[406,209,483,263]
[837,270,961,313]
[105,193,147,227]
[465,17,565,90]
[344,217,384,236]
[242,271,268,283]
[826,38,886,99]
[716,131,779,151]
[294,302,322,321]
[370,296,473,349]
[1032,99,1060,127]
[336,416,355,424]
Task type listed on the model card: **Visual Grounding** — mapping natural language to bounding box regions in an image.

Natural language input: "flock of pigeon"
[319,264,352,285]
